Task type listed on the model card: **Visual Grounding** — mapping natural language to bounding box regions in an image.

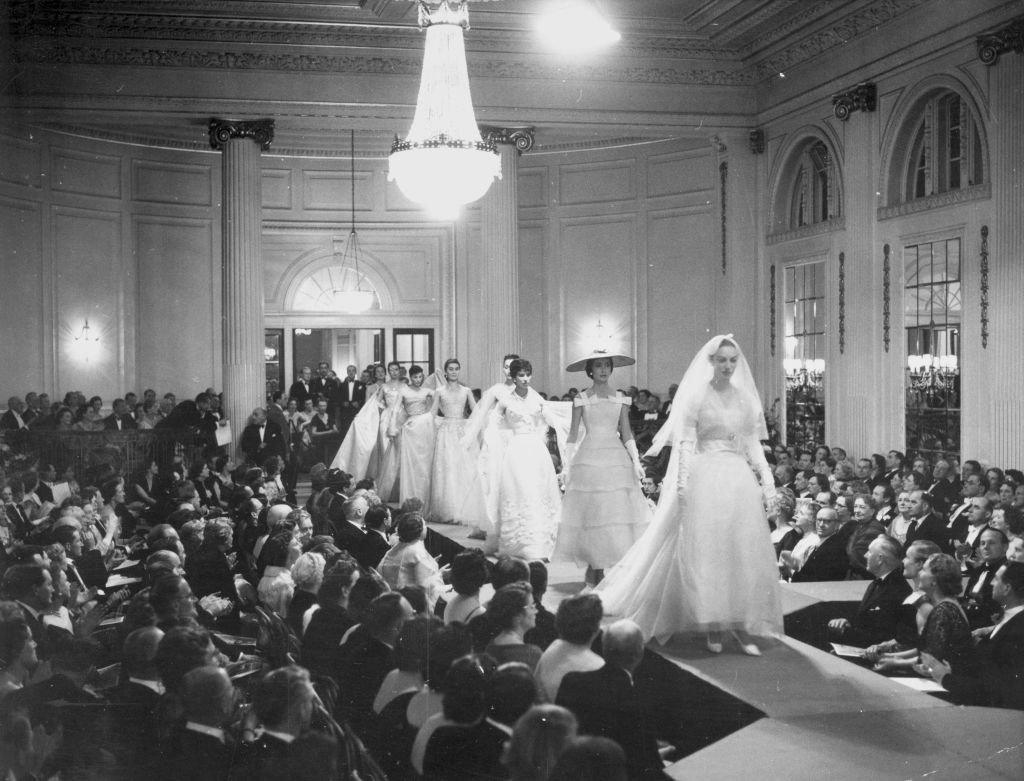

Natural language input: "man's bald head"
[602,619,645,674]
[267,503,292,529]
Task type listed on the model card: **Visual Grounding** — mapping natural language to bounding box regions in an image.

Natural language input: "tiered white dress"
[397,387,436,507]
[491,387,563,561]
[555,394,651,568]
[596,385,783,643]
[431,384,486,523]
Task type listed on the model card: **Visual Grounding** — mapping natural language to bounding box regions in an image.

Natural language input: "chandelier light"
[537,0,621,55]
[333,129,375,313]
[388,0,500,219]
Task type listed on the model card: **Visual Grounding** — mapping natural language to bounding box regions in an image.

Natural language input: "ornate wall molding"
[832,83,877,121]
[749,128,765,154]
[980,225,989,348]
[882,243,891,353]
[838,251,846,354]
[480,126,536,154]
[977,15,1024,66]
[876,182,991,220]
[770,264,777,357]
[766,217,845,245]
[719,161,728,275]
[209,118,274,151]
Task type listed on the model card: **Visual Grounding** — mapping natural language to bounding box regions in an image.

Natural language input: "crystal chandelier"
[334,130,375,313]
[388,1,500,219]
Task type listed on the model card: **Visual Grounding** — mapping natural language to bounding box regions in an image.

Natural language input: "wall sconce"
[71,319,102,363]
[294,328,312,336]
[784,358,825,392]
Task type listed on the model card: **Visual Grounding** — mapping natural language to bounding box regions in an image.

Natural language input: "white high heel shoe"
[706,633,723,654]
[731,631,761,656]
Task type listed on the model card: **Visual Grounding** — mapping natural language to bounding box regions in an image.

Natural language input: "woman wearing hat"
[554,350,651,585]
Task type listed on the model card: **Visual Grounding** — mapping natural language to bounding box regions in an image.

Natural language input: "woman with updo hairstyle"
[431,357,488,524]
[503,704,578,781]
[376,512,446,611]
[484,582,543,671]
[444,548,491,625]
[483,357,565,561]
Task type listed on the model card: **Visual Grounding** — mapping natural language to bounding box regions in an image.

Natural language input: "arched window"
[787,141,837,229]
[292,266,381,312]
[902,91,984,202]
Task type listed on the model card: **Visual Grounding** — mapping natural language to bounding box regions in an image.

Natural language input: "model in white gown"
[394,370,435,507]
[331,369,386,480]
[596,335,783,651]
[431,359,486,524]
[490,360,564,561]
[374,365,407,502]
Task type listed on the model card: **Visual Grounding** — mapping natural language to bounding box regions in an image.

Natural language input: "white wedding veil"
[647,333,768,456]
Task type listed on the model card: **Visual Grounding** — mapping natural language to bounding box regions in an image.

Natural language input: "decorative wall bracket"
[480,125,536,154]
[980,226,990,348]
[208,118,275,151]
[977,15,1024,65]
[838,251,846,354]
[832,82,876,121]
[769,264,776,356]
[749,128,765,154]
[882,243,891,353]
[719,161,728,275]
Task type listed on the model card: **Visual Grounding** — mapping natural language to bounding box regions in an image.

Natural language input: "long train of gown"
[330,383,383,479]
[555,394,651,568]
[595,389,783,643]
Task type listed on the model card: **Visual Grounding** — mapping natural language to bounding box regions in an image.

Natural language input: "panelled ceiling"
[2,0,934,154]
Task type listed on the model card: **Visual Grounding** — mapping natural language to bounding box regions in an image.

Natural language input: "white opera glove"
[561,442,578,485]
[674,440,695,500]
[624,439,645,482]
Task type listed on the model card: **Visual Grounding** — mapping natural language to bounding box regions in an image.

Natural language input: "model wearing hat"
[553,349,651,585]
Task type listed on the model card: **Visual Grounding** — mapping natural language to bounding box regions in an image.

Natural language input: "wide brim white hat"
[565,350,636,373]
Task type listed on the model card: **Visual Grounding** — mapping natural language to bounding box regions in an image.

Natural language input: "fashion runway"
[425,520,1024,780]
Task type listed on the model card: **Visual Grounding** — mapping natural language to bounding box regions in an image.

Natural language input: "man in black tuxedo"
[329,494,369,565]
[163,666,237,780]
[926,458,961,516]
[236,665,319,777]
[951,495,992,566]
[883,449,906,487]
[239,407,286,465]
[360,504,391,570]
[946,473,987,544]
[106,626,165,776]
[961,528,1008,629]
[1,395,29,431]
[335,364,366,439]
[903,490,951,553]
[925,561,1024,710]
[265,391,296,502]
[828,534,911,646]
[104,397,138,430]
[288,365,314,409]
[791,508,851,582]
[311,361,339,411]
[557,618,670,780]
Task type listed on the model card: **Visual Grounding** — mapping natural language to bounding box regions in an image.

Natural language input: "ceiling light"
[537,0,621,55]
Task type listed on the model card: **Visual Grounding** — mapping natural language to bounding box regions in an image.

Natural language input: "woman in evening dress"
[431,358,486,524]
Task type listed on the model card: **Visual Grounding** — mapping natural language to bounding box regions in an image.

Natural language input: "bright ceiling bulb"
[537,1,621,54]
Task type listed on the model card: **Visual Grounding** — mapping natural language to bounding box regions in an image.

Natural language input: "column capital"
[831,82,876,121]
[479,125,535,154]
[209,118,275,151]
[977,15,1024,66]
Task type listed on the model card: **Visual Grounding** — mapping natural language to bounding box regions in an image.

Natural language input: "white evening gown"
[398,387,436,507]
[596,386,783,643]
[490,387,562,561]
[331,381,383,479]
[555,394,651,568]
[375,382,405,502]
[431,385,487,524]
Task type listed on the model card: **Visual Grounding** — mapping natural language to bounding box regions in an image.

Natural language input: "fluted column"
[986,50,1024,466]
[475,127,534,377]
[209,119,273,455]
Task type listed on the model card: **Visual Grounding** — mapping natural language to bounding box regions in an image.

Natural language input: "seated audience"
[503,704,578,781]
[828,535,912,648]
[442,548,490,625]
[961,528,1008,629]
[485,582,544,671]
[300,556,360,676]
[377,512,446,611]
[863,540,942,662]
[549,736,629,781]
[287,552,325,638]
[845,494,885,577]
[162,666,237,781]
[534,593,605,702]
[789,508,850,582]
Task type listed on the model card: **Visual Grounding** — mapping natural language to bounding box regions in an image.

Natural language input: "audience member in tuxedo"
[289,366,315,409]
[903,490,951,553]
[332,592,414,736]
[468,554,531,651]
[329,495,368,566]
[421,658,522,781]
[162,666,237,781]
[1,564,61,661]
[360,505,391,571]
[556,619,669,780]
[863,540,942,662]
[149,573,200,631]
[926,458,960,516]
[104,398,138,431]
[952,496,993,569]
[873,554,977,677]
[535,593,605,702]
[300,556,360,676]
[239,408,286,466]
[549,736,629,781]
[923,560,1024,710]
[504,704,578,781]
[484,582,544,671]
[286,552,324,638]
[845,494,886,578]
[961,528,1008,629]
[335,364,366,440]
[1,396,30,433]
[828,535,912,647]
[946,473,988,543]
[236,664,319,778]
[790,508,850,582]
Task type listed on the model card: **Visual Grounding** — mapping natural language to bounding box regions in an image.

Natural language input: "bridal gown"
[596,385,783,643]
[397,386,436,507]
[431,384,486,523]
